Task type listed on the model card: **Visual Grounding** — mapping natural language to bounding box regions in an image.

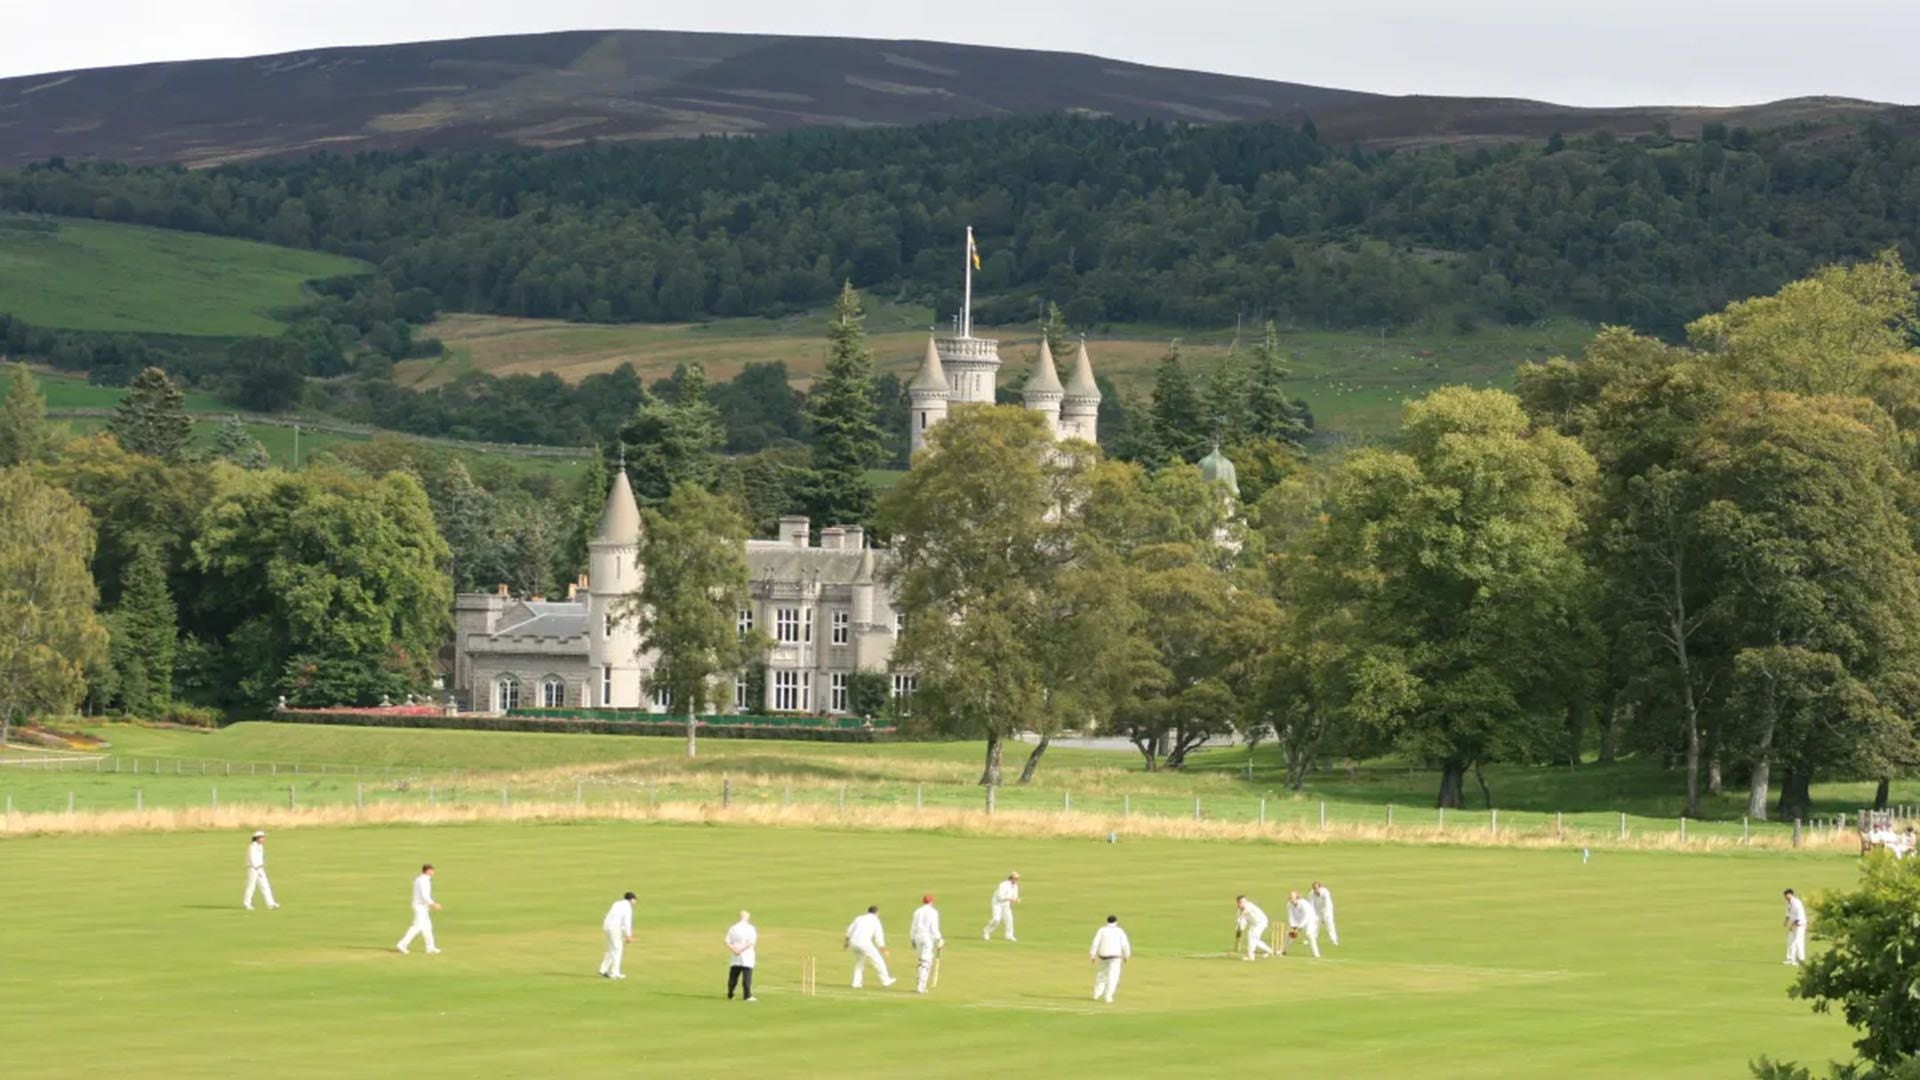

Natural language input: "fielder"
[396,864,442,954]
[844,905,896,989]
[1235,895,1274,960]
[1310,880,1339,945]
[243,830,279,911]
[909,894,944,994]
[599,891,635,979]
[983,871,1020,941]
[1283,889,1321,958]
[1783,888,1808,966]
[725,910,758,1002]
[1089,915,1132,1003]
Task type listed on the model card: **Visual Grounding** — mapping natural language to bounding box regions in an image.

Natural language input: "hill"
[0,213,364,335]
[0,29,1898,167]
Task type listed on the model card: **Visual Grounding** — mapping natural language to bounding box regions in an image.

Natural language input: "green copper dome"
[1198,445,1239,498]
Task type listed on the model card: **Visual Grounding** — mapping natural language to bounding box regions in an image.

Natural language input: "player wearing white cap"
[1283,889,1321,959]
[983,872,1021,941]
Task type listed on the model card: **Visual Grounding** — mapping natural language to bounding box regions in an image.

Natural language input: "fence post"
[113,756,120,774]
[67,791,74,815]
[723,777,732,808]
[1319,801,1327,830]
[1123,794,1130,819]
[915,784,922,810]
[270,763,276,777]
[1679,817,1687,843]
[1438,806,1445,831]
[1490,808,1498,835]
[1063,791,1070,815]
[225,762,231,776]
[132,758,138,775]
[783,783,791,807]
[289,786,296,810]
[95,757,101,773]
[212,787,218,810]
[1194,797,1202,822]
[986,786,996,815]
[1743,816,1750,844]
[1259,796,1266,826]
[500,787,508,808]
[1793,819,1803,847]
[1386,803,1394,828]
[136,787,143,812]
[4,794,9,827]
[648,783,655,811]
[1619,813,1626,839]
[1555,810,1563,836]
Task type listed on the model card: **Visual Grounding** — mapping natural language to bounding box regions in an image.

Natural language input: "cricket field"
[0,816,1863,1077]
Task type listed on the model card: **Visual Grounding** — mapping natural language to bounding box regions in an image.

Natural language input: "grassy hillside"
[405,308,1594,438]
[0,214,364,335]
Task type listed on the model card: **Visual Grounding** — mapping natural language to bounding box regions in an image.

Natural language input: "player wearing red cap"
[909,894,944,994]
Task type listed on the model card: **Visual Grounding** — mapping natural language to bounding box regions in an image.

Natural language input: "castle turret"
[1198,444,1241,499]
[935,333,1002,406]
[1060,339,1103,444]
[587,469,645,708]
[1022,337,1064,436]
[908,337,951,455]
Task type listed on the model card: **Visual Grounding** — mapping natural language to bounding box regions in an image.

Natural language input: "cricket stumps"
[801,955,817,996]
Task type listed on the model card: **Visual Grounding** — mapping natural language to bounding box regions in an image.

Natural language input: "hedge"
[269,710,895,742]
[508,708,881,731]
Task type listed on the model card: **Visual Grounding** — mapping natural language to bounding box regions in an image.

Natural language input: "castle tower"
[1022,337,1064,436]
[586,468,645,708]
[1059,338,1103,443]
[934,333,1002,405]
[908,337,951,455]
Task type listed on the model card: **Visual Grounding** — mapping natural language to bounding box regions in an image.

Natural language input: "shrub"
[151,703,222,728]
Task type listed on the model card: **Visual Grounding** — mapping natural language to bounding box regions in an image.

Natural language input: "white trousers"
[1245,918,1273,959]
[851,944,891,987]
[1320,913,1339,945]
[244,868,276,909]
[600,928,626,976]
[985,901,1015,940]
[1286,923,1322,958]
[398,905,437,951]
[1786,924,1807,963]
[1092,957,1124,1002]
[914,942,938,991]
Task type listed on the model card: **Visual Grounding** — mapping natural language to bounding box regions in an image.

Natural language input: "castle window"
[829,672,849,713]
[773,669,802,711]
[734,675,749,712]
[656,685,673,712]
[541,676,565,708]
[601,665,612,706]
[831,610,849,645]
[604,614,613,638]
[737,608,754,637]
[804,607,813,644]
[891,674,917,699]
[894,610,907,635]
[776,608,801,644]
[495,675,521,713]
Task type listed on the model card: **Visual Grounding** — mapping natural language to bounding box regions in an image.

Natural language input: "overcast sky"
[5,0,1916,106]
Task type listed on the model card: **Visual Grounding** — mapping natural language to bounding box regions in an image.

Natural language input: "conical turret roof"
[1023,338,1063,395]
[909,337,949,394]
[1198,444,1240,499]
[1064,339,1101,400]
[594,469,643,543]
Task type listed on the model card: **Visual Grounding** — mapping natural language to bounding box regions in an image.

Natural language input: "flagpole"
[963,226,974,338]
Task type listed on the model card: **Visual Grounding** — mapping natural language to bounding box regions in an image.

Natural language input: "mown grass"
[0,819,1865,1077]
[404,311,1593,439]
[0,214,366,335]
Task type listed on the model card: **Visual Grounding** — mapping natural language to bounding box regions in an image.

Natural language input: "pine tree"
[1038,301,1070,356]
[800,283,887,528]
[211,416,271,469]
[1247,321,1308,446]
[1149,344,1210,465]
[617,364,724,507]
[109,543,177,716]
[1203,353,1253,448]
[0,363,53,467]
[109,367,193,462]
[556,450,609,584]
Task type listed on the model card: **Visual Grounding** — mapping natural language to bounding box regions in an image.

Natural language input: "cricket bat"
[931,956,942,988]
[1232,926,1243,957]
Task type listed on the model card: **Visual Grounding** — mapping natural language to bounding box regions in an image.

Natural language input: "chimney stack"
[496,583,510,598]
[779,515,811,548]
[820,526,846,550]
[843,525,865,550]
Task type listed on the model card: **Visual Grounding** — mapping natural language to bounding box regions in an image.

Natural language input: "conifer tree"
[109,543,177,716]
[799,283,887,528]
[109,367,192,463]
[211,416,271,469]
[1148,344,1210,465]
[616,364,724,507]
[1247,321,1308,446]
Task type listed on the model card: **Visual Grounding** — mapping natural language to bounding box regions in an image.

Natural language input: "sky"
[4,0,1917,107]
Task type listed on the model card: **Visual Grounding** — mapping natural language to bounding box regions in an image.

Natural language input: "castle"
[451,329,1105,715]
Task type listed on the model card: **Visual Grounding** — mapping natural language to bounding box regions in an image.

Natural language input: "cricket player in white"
[1783,889,1809,965]
[396,863,442,954]
[909,894,944,993]
[1235,895,1274,960]
[1283,889,1321,958]
[1089,915,1131,1003]
[599,891,635,979]
[844,905,896,989]
[983,872,1020,941]
[243,830,279,910]
[725,911,758,1001]
[1310,881,1339,946]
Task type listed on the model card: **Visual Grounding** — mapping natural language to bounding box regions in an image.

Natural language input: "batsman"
[910,893,945,993]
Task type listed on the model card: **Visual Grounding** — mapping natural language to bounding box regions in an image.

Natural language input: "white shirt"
[726,919,758,968]
[1090,924,1131,960]
[1288,898,1318,929]
[910,904,943,947]
[603,898,634,935]
[248,841,265,869]
[1238,900,1268,928]
[993,880,1020,904]
[1311,887,1334,918]
[1786,896,1807,926]
[846,912,885,950]
[412,873,435,908]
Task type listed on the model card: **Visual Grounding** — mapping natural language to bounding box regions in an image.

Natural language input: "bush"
[151,703,222,728]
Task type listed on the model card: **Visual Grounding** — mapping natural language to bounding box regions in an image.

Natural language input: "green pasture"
[0,819,1863,1078]
[0,214,365,335]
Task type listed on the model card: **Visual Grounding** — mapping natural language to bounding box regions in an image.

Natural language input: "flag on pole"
[968,229,981,270]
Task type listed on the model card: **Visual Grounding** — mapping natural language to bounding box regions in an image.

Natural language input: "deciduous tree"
[0,469,108,742]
